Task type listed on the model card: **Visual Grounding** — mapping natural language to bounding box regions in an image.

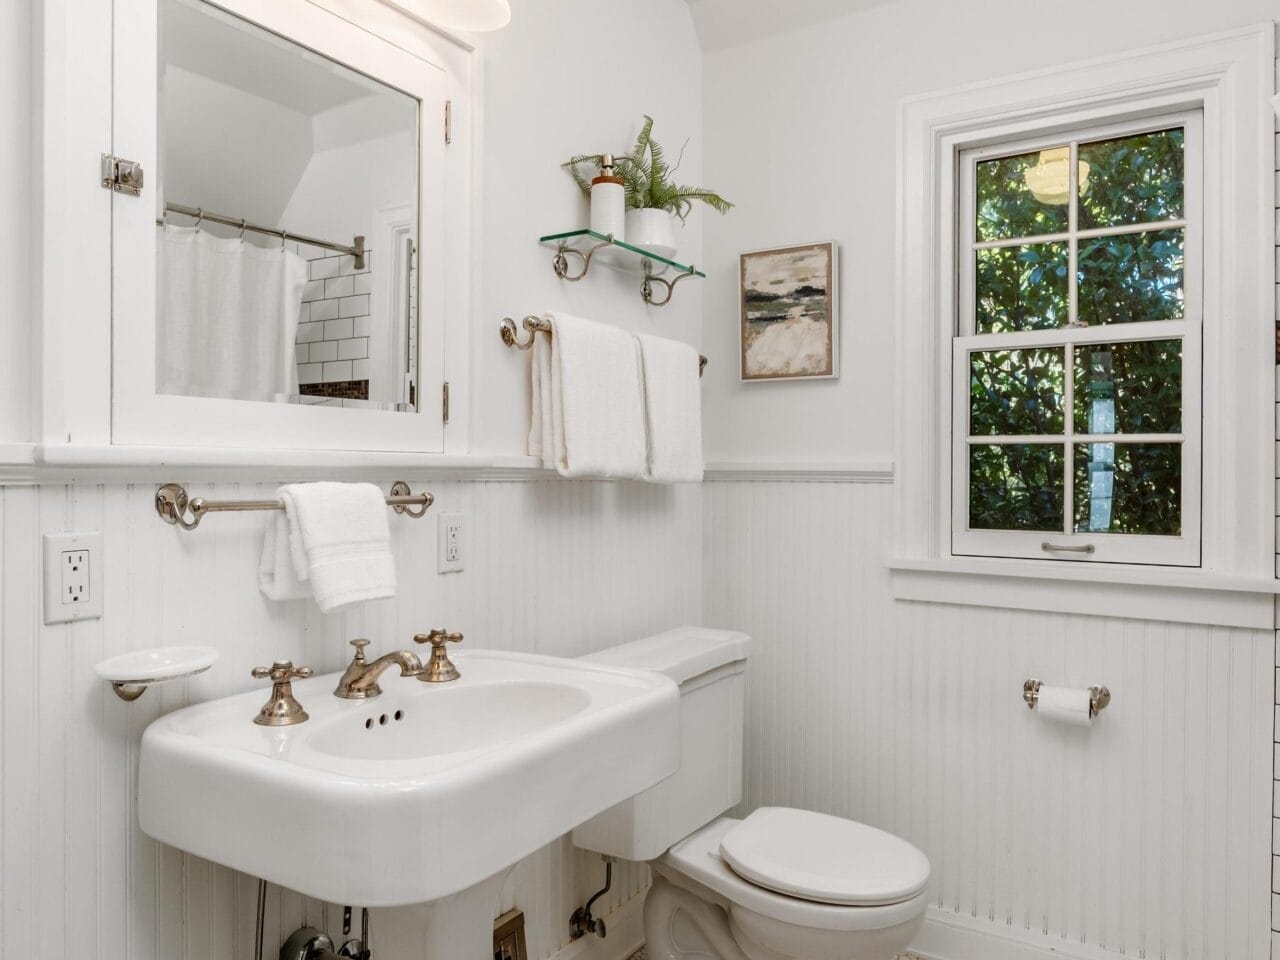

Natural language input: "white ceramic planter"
[624,208,677,260]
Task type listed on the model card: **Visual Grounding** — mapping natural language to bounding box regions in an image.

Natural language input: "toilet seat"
[719,807,930,907]
[658,816,931,934]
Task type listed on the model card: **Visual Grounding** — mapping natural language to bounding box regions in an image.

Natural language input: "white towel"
[258,513,310,601]
[528,328,555,465]
[635,333,704,483]
[258,482,396,612]
[528,313,647,479]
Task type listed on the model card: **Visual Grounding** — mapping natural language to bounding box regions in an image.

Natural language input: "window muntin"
[953,115,1201,565]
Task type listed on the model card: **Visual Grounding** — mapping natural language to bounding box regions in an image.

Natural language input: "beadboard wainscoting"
[702,479,1274,960]
[0,478,697,960]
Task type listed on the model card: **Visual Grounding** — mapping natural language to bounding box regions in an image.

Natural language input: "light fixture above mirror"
[382,0,512,32]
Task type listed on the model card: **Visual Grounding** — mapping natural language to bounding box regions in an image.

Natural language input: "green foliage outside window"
[969,445,1063,531]
[968,128,1186,536]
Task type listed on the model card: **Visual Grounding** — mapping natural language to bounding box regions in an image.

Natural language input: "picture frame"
[739,241,839,381]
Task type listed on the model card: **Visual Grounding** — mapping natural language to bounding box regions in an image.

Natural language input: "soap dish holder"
[95,646,219,701]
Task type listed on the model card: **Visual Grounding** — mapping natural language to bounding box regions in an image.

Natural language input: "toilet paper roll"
[1035,685,1094,726]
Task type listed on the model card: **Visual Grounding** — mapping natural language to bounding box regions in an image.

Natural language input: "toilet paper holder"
[1023,678,1111,718]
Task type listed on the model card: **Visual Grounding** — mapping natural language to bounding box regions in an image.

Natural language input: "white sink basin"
[139,650,678,908]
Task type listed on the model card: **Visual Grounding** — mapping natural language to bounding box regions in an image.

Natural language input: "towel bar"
[155,481,433,531]
[500,316,708,377]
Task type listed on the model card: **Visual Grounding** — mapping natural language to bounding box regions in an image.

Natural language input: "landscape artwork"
[739,241,838,381]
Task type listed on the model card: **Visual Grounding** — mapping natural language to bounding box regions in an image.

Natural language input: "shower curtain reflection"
[156,225,307,402]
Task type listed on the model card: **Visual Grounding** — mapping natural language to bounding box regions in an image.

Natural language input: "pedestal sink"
[139,649,679,957]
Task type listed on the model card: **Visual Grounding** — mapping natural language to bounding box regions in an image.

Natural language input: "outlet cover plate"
[437,513,465,574]
[43,532,104,624]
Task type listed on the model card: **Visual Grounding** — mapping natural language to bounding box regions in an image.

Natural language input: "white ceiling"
[686,0,910,52]
[161,0,393,116]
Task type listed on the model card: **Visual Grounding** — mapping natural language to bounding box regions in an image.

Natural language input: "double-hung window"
[952,114,1201,565]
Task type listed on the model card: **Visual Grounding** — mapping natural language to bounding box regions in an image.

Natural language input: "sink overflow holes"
[364,710,406,730]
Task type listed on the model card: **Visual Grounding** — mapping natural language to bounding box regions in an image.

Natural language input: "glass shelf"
[538,229,705,307]
[539,229,706,278]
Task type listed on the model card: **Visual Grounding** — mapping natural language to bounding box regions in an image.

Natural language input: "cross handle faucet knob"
[414,628,463,647]
[251,660,314,683]
[413,629,463,682]
[250,660,312,726]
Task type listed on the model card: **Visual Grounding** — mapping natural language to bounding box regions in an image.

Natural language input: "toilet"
[572,628,930,960]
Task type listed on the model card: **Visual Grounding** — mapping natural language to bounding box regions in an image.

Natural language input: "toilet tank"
[570,627,751,861]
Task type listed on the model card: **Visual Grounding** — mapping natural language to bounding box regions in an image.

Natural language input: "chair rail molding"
[703,460,894,482]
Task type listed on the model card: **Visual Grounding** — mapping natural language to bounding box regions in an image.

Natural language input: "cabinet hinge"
[100,153,144,196]
[442,381,450,425]
[444,100,453,145]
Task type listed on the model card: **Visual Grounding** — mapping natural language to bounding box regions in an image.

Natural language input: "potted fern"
[563,115,732,260]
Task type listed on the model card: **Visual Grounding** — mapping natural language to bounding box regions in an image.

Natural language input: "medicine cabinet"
[101,0,471,455]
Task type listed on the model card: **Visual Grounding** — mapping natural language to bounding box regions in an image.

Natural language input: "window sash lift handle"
[1041,541,1096,554]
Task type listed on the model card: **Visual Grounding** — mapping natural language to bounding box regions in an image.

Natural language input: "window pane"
[1073,340,1182,435]
[976,150,1071,241]
[1073,443,1181,535]
[1078,128,1184,230]
[976,242,1069,333]
[970,348,1064,436]
[1077,228,1183,325]
[969,444,1064,531]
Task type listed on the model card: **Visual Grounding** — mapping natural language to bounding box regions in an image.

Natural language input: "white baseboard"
[549,898,1130,960]
[548,892,645,960]
[910,908,1126,960]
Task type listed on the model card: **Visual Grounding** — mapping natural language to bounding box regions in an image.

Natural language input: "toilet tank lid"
[581,627,751,685]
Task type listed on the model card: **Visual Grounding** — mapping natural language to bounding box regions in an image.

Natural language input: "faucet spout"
[334,640,424,699]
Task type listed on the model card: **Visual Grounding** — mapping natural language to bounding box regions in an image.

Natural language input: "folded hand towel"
[258,510,311,601]
[635,333,704,483]
[266,482,397,613]
[528,327,555,465]
[530,313,647,479]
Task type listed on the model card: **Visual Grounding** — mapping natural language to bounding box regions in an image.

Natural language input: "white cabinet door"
[110,0,454,453]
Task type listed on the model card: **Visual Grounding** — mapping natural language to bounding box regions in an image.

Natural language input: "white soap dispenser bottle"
[590,154,626,242]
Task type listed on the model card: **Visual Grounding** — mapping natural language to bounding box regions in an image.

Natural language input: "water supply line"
[570,855,614,939]
[255,878,266,960]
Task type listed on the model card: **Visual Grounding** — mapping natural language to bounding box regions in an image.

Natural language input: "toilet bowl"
[645,814,928,960]
[571,628,931,960]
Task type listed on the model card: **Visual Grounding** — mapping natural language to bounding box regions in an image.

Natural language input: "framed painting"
[739,241,839,381]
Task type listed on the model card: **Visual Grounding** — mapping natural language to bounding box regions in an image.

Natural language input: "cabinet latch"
[100,153,144,196]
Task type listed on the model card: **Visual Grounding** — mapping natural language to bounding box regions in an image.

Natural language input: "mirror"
[156,0,421,411]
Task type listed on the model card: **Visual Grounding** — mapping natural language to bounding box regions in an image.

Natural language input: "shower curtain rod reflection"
[158,201,366,269]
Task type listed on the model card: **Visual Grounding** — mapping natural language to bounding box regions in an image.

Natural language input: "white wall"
[0,0,31,444]
[281,130,415,243]
[703,480,1274,960]
[697,0,1280,464]
[469,0,705,454]
[0,477,700,960]
[698,4,1280,959]
[0,1,706,958]
[161,67,315,228]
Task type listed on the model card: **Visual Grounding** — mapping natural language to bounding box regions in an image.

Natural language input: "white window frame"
[891,25,1277,628]
[952,112,1203,566]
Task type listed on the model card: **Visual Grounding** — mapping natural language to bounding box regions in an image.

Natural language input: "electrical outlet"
[437,513,466,574]
[43,532,104,624]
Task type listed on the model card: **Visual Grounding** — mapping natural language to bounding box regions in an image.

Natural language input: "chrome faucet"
[334,639,424,699]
